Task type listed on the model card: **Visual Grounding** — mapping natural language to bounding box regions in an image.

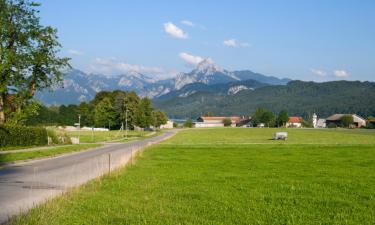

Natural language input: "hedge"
[0,125,48,148]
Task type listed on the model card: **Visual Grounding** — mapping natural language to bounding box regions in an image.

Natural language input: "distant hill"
[36,61,290,105]
[153,80,375,119]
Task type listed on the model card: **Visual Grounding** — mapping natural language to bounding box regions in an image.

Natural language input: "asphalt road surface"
[0,130,177,224]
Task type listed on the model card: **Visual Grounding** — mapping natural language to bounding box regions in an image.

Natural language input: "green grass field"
[0,144,101,164]
[66,130,152,143]
[11,128,375,224]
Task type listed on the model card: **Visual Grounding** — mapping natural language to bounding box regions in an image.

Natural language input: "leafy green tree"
[152,110,168,128]
[0,0,70,123]
[59,105,79,125]
[77,102,94,126]
[341,115,354,128]
[184,118,193,128]
[95,98,116,129]
[252,108,275,127]
[262,111,275,127]
[135,98,153,128]
[277,110,288,127]
[223,118,232,127]
[113,91,140,129]
[252,108,267,126]
[6,100,41,125]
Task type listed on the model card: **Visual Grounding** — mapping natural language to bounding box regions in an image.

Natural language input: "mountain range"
[153,80,375,119]
[36,59,290,105]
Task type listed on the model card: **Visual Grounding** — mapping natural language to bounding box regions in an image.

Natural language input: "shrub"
[0,125,48,148]
[173,122,178,128]
[223,118,232,127]
[47,128,60,144]
[46,128,72,145]
[184,119,193,128]
[327,123,337,128]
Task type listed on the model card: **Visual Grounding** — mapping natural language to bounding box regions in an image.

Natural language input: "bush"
[184,119,193,128]
[223,118,232,127]
[47,128,60,144]
[0,125,48,148]
[173,122,178,128]
[327,123,337,128]
[46,128,72,145]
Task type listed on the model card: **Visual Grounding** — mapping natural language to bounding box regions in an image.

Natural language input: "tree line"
[27,90,168,130]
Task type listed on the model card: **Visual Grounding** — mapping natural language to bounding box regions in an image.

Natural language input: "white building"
[313,113,326,128]
[160,120,174,129]
[286,117,302,128]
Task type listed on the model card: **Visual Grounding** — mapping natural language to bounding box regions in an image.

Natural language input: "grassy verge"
[0,144,101,164]
[10,128,375,224]
[66,130,152,143]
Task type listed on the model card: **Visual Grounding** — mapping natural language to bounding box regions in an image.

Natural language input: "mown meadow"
[11,128,375,224]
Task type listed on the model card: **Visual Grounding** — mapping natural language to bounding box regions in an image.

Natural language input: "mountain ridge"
[37,61,290,105]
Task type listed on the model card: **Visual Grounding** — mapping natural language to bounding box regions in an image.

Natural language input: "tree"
[77,102,94,126]
[135,98,153,128]
[95,98,116,129]
[252,108,267,126]
[113,91,140,129]
[152,110,168,128]
[277,110,288,127]
[341,115,354,128]
[252,108,275,127]
[262,111,275,127]
[184,118,193,128]
[223,118,232,127]
[0,0,70,123]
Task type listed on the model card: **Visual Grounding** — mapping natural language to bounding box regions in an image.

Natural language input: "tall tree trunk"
[0,93,5,124]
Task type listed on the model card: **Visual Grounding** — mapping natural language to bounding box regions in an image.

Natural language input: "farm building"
[286,117,303,128]
[160,120,174,129]
[195,116,249,128]
[326,114,366,128]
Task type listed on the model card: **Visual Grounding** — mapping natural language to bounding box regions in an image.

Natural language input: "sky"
[38,0,375,81]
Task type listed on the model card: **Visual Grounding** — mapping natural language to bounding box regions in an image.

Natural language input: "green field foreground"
[11,128,375,224]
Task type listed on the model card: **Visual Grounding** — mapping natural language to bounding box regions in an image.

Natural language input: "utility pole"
[125,107,128,139]
[78,114,81,143]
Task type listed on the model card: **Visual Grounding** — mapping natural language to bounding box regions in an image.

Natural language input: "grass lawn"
[10,128,375,224]
[0,143,101,164]
[66,130,152,143]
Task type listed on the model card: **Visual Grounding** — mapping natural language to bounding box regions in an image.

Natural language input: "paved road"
[0,130,177,224]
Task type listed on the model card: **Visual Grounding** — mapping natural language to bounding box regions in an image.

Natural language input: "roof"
[326,114,366,122]
[326,114,345,121]
[198,116,242,122]
[288,116,302,123]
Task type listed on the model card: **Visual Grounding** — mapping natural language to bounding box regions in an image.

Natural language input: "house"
[326,114,366,128]
[195,116,243,128]
[160,120,174,129]
[286,116,303,128]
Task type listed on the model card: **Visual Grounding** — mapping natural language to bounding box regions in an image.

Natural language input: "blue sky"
[38,0,375,81]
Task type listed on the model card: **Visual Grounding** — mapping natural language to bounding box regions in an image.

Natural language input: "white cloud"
[179,52,205,66]
[87,58,178,79]
[334,70,349,78]
[67,49,84,56]
[223,39,250,48]
[181,20,194,27]
[163,22,189,39]
[311,69,327,77]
